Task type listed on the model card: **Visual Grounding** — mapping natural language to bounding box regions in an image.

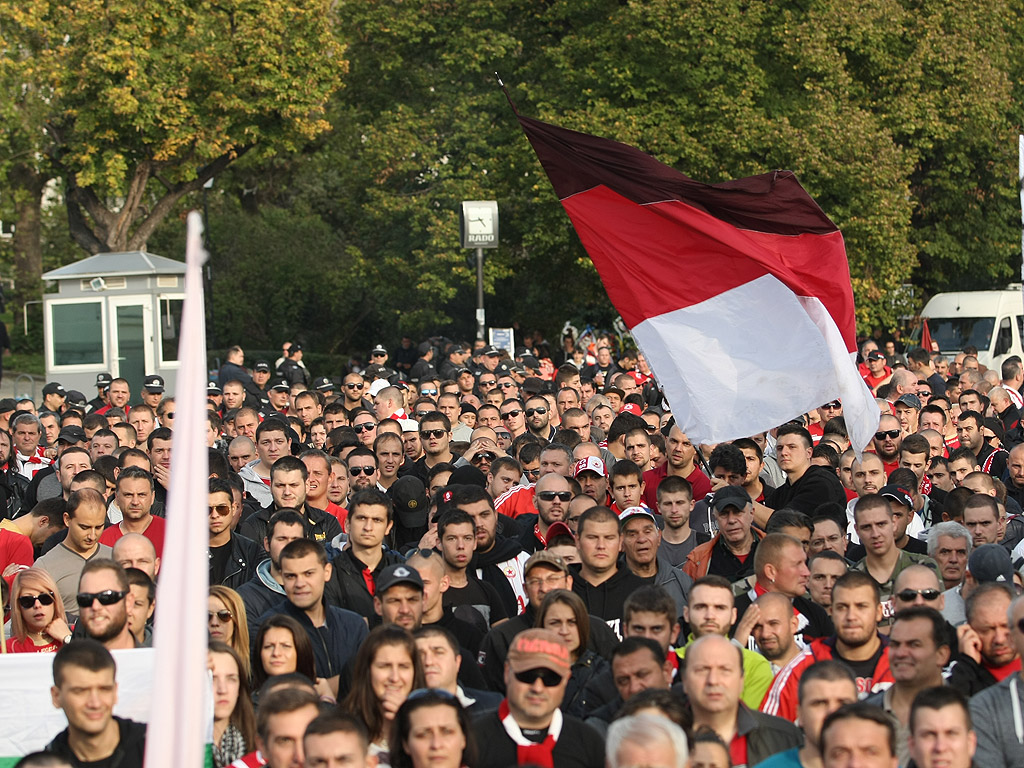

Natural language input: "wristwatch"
[62,634,72,644]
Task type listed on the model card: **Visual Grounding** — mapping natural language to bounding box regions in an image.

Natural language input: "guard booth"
[42,251,186,397]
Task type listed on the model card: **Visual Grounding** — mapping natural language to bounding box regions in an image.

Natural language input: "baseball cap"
[449,464,487,488]
[712,485,751,513]
[95,373,113,388]
[42,382,66,397]
[143,374,164,393]
[879,484,914,509]
[544,522,574,542]
[894,393,921,410]
[388,476,429,528]
[520,355,541,370]
[368,379,390,397]
[268,378,289,392]
[57,425,87,445]
[417,341,433,355]
[400,418,419,434]
[65,390,87,408]
[573,456,606,478]
[506,629,570,676]
[967,544,1014,584]
[207,381,222,396]
[0,398,16,415]
[620,403,643,416]
[524,550,570,576]
[253,360,271,373]
[371,344,388,356]
[522,377,547,395]
[312,376,334,392]
[983,417,1006,443]
[376,564,424,594]
[290,343,303,353]
[619,506,657,527]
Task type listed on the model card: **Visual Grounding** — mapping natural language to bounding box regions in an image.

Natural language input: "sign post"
[460,200,499,340]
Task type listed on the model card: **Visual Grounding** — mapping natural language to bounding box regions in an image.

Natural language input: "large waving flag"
[144,212,212,768]
[517,114,879,452]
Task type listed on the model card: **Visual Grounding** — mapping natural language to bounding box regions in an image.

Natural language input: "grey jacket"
[969,673,1024,768]
[653,557,692,620]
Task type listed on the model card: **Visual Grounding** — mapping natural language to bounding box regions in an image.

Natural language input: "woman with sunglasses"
[209,640,257,768]
[535,589,608,717]
[390,688,474,768]
[6,567,72,653]
[342,625,424,765]
[208,585,250,679]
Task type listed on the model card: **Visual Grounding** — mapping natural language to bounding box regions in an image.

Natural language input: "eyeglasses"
[420,388,438,396]
[76,589,128,608]
[874,430,901,440]
[513,668,564,687]
[350,466,376,476]
[17,592,55,610]
[495,431,512,440]
[525,407,548,417]
[537,491,572,502]
[353,423,376,433]
[499,382,517,389]
[895,588,941,602]
[208,610,233,622]
[821,401,842,410]
[345,382,364,390]
[523,468,541,478]
[421,429,447,439]
[501,410,522,420]
[164,412,175,419]
[208,503,232,517]
[1018,618,1024,634]
[479,380,497,388]
[525,573,566,589]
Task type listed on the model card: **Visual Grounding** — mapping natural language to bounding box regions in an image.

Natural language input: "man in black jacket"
[237,509,306,638]
[472,628,605,768]
[239,456,342,546]
[763,423,847,517]
[209,477,261,589]
[47,640,147,768]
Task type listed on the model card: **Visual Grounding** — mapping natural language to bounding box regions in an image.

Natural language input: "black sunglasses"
[208,610,233,622]
[896,588,941,602]
[345,382,364,390]
[18,593,55,610]
[538,491,572,502]
[350,466,376,476]
[874,430,901,440]
[421,429,447,439]
[499,382,517,389]
[76,589,128,608]
[514,668,564,687]
[353,423,376,433]
[525,407,547,417]
[822,401,842,409]
[501,410,523,419]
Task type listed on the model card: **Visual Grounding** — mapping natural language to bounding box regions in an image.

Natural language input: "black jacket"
[563,650,611,718]
[472,709,605,768]
[947,654,1003,697]
[47,716,147,768]
[472,535,527,619]
[741,705,804,766]
[277,357,309,388]
[569,562,646,638]
[213,532,263,589]
[239,502,342,547]
[324,545,406,623]
[256,598,369,680]
[764,464,847,515]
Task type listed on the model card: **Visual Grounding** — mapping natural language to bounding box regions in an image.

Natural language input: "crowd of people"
[1,332,1023,768]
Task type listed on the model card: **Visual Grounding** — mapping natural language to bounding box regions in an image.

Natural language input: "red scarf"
[498,698,561,768]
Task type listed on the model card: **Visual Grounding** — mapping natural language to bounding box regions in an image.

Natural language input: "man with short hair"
[437,508,508,630]
[518,472,572,554]
[963,493,1005,548]
[251,687,321,768]
[127,404,156,445]
[112,533,160,580]
[472,628,606,768]
[302,712,375,768]
[414,625,502,713]
[571,505,645,636]
[819,702,899,768]
[324,488,404,620]
[968,593,1024,768]
[207,478,261,589]
[641,425,713,513]
[95,378,130,417]
[657,475,708,566]
[238,420,292,506]
[607,714,689,768]
[237,509,306,635]
[807,551,848,611]
[77,559,136,649]
[928,521,973,591]
[619,507,692,618]
[13,413,50,480]
[47,640,147,767]
[585,637,674,734]
[958,410,1008,479]
[240,456,343,545]
[98,467,164,556]
[685,635,802,766]
[683,485,764,582]
[864,607,951,766]
[761,571,895,721]
[258,539,368,697]
[763,424,846,517]
[750,592,804,674]
[35,489,113,617]
[948,582,1019,696]
[908,687,978,768]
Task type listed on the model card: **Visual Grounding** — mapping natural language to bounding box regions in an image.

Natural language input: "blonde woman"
[6,567,72,653]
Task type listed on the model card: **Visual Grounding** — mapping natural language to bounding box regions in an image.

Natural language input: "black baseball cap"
[712,485,751,513]
[376,563,424,594]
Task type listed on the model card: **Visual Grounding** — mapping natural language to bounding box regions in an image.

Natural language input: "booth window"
[52,302,103,365]
[159,298,184,362]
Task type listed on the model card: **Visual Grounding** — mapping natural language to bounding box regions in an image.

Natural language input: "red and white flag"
[517,115,879,452]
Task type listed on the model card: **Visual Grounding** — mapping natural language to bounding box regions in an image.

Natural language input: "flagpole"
[143,212,211,768]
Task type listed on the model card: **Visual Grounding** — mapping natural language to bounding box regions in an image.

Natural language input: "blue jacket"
[256,598,368,680]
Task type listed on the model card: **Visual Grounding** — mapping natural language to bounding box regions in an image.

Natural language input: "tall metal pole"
[475,247,485,341]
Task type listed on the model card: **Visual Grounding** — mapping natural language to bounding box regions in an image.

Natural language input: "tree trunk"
[8,163,48,340]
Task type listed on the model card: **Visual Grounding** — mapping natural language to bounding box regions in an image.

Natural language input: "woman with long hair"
[209,641,257,768]
[535,589,608,717]
[208,586,250,678]
[251,614,317,691]
[341,625,424,765]
[390,689,474,768]
[5,567,71,653]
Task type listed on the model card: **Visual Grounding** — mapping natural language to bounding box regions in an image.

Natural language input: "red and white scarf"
[498,698,562,768]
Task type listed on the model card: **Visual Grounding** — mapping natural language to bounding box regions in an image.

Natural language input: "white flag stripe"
[143,211,211,768]
[633,274,879,451]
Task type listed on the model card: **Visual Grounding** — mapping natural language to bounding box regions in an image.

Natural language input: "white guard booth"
[42,251,187,397]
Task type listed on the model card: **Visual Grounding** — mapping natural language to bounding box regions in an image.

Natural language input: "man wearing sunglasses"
[411,412,454,484]
[515,473,572,554]
[474,628,606,768]
[75,559,136,650]
[524,395,555,442]
[208,477,260,590]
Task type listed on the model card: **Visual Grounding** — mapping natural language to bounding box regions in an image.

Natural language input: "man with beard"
[76,559,136,649]
[657,475,708,566]
[761,571,895,721]
[872,414,903,476]
[750,592,804,674]
[957,410,1008,479]
[641,424,713,514]
[516,472,571,554]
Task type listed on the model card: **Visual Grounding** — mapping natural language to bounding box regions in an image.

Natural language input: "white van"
[920,286,1024,369]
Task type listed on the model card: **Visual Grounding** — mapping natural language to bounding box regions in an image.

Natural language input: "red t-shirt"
[983,657,1022,682]
[326,501,348,529]
[98,515,166,558]
[729,733,749,768]
[641,464,712,513]
[5,636,61,654]
[0,529,33,589]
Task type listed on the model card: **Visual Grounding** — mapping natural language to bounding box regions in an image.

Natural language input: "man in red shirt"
[98,467,165,557]
[642,424,711,513]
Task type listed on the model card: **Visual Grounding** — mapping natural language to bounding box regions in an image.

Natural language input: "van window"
[928,317,994,353]
[995,317,1012,357]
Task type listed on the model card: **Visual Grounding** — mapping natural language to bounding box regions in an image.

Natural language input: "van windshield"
[926,317,994,353]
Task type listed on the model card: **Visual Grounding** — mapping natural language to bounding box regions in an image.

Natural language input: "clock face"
[467,206,493,235]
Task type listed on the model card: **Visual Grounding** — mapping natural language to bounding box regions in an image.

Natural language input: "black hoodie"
[569,561,645,638]
[471,534,529,618]
[47,716,147,768]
